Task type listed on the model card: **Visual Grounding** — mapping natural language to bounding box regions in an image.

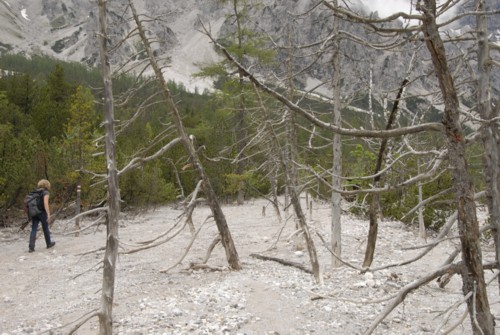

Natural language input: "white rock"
[353,281,367,288]
[172,308,183,316]
[364,272,374,280]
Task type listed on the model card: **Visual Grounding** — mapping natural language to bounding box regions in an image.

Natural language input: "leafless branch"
[62,214,107,236]
[66,309,100,335]
[250,253,313,274]
[363,263,461,335]
[118,137,182,175]
[199,20,444,139]
[160,215,212,273]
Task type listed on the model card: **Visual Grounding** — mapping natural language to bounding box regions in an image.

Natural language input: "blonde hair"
[37,179,51,190]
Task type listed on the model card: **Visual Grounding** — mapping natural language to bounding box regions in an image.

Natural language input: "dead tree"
[418,0,494,333]
[289,189,323,283]
[210,1,495,332]
[475,0,500,292]
[207,30,447,282]
[253,80,323,283]
[129,0,241,270]
[363,77,410,268]
[97,0,121,333]
[330,0,343,268]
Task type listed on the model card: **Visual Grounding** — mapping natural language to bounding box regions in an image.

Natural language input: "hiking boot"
[47,242,56,249]
[29,248,35,253]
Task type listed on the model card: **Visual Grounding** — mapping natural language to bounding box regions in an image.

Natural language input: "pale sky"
[358,0,461,23]
[359,0,462,23]
[359,0,415,17]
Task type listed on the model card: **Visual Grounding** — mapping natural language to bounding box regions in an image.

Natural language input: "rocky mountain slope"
[0,0,498,96]
[0,0,230,90]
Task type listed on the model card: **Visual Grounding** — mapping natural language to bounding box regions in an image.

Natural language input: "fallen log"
[250,253,313,274]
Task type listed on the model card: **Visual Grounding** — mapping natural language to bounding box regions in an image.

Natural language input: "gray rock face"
[0,0,497,97]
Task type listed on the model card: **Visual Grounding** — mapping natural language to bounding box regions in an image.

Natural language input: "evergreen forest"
[0,53,471,231]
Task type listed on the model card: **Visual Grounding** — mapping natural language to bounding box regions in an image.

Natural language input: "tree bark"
[417,161,426,240]
[419,1,494,333]
[75,184,81,237]
[285,95,322,282]
[250,253,313,274]
[476,0,500,292]
[97,1,121,333]
[129,0,241,270]
[331,0,342,268]
[262,34,322,281]
[233,0,247,206]
[363,78,408,268]
[289,186,322,283]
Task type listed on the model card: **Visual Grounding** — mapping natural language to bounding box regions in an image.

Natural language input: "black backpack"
[24,189,44,219]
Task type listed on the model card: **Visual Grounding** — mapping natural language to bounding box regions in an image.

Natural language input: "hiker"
[28,179,55,252]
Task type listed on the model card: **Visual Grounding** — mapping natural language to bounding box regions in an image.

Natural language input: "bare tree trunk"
[256,97,322,282]
[417,161,426,240]
[271,28,322,281]
[419,1,494,333]
[331,1,342,268]
[285,83,322,283]
[286,108,303,251]
[363,78,408,268]
[75,184,81,237]
[236,95,246,206]
[232,0,247,206]
[270,169,282,222]
[97,1,121,333]
[284,26,303,251]
[476,0,500,292]
[129,0,241,270]
[369,64,374,129]
[363,196,379,268]
[289,182,322,284]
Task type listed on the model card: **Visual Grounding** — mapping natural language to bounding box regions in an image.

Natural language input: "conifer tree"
[33,64,74,142]
[5,73,35,115]
[62,85,102,223]
[198,0,274,204]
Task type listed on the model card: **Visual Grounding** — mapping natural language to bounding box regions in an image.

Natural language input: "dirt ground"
[0,197,499,334]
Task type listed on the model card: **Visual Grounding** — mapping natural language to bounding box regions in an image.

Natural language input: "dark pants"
[29,212,52,251]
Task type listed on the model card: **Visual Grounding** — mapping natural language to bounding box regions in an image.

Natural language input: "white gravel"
[0,198,497,334]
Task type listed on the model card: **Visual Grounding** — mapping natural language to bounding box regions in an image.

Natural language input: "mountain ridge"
[0,0,498,97]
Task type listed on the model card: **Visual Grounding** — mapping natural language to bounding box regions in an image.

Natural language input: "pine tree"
[198,0,274,204]
[62,85,102,205]
[32,64,73,142]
